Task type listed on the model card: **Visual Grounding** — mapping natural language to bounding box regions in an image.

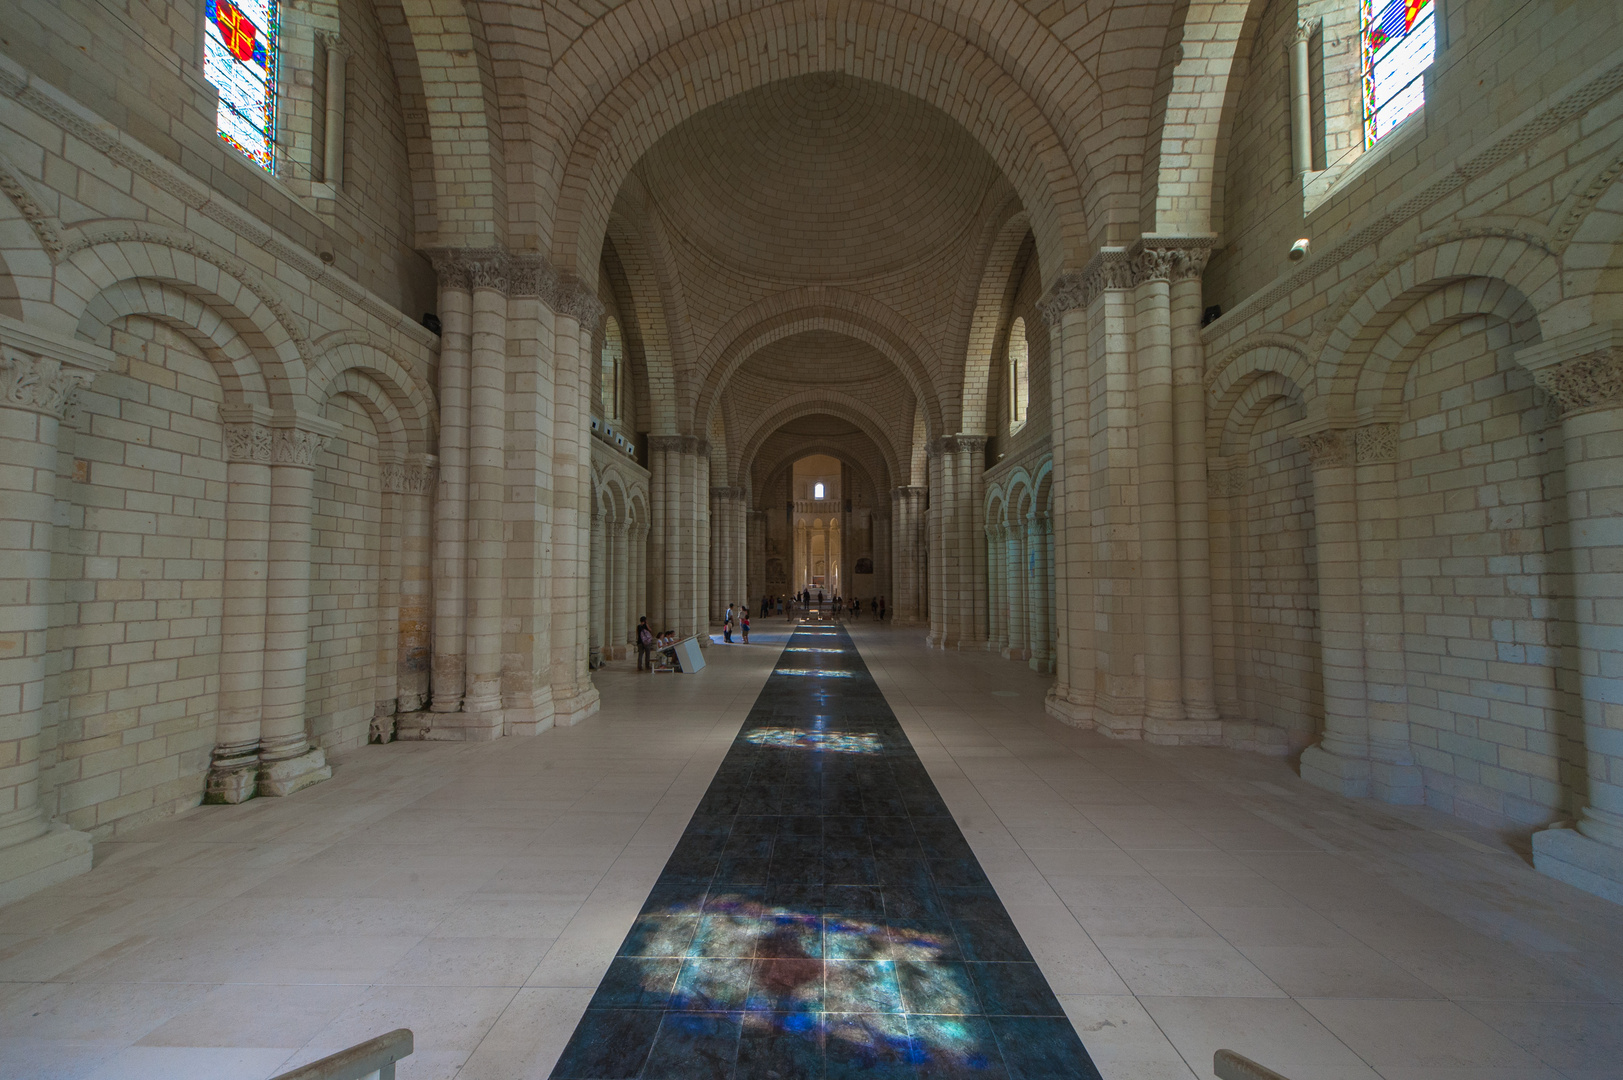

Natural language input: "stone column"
[747,509,766,611]
[1289,20,1316,178]
[257,416,337,797]
[928,438,987,648]
[1170,253,1218,723]
[872,511,891,613]
[1524,327,1623,904]
[427,262,471,714]
[589,505,605,655]
[1042,300,1093,725]
[708,487,725,626]
[0,328,102,900]
[890,486,928,625]
[1029,511,1054,673]
[394,455,435,714]
[609,518,629,657]
[986,523,1006,652]
[1004,522,1027,660]
[371,455,405,743]
[1207,458,1246,719]
[1297,427,1374,797]
[549,285,601,724]
[1354,422,1423,802]
[319,33,348,186]
[461,271,508,729]
[1132,254,1185,733]
[648,436,673,631]
[209,409,273,802]
[632,523,649,628]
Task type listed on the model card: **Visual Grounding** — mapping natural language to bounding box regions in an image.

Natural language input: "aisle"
[548,622,1100,1080]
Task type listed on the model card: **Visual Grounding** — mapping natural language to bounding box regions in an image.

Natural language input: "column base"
[552,684,601,727]
[1299,744,1371,798]
[1144,716,1223,746]
[258,747,332,797]
[204,761,259,804]
[421,709,505,741]
[1044,686,1093,728]
[1370,760,1425,805]
[1532,825,1623,906]
[0,824,94,905]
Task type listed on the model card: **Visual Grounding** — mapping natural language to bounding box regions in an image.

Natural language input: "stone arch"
[308,333,436,457]
[325,369,408,463]
[1004,468,1036,523]
[756,442,890,507]
[1314,233,1568,412]
[395,0,507,248]
[1032,458,1055,517]
[601,473,632,524]
[1205,341,1315,454]
[59,235,310,403]
[71,278,275,410]
[1352,278,1543,416]
[961,203,1033,435]
[695,291,946,439]
[603,173,691,435]
[735,395,904,493]
[0,151,61,320]
[984,483,1008,529]
[543,0,1099,285]
[1143,0,1259,236]
[1218,371,1310,459]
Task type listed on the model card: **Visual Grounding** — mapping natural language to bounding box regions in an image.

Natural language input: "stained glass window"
[203,0,279,170]
[1008,316,1029,431]
[1363,0,1434,146]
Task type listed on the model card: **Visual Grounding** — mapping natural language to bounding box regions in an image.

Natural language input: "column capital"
[1298,427,1353,469]
[1127,235,1216,285]
[891,485,928,500]
[314,30,353,57]
[382,453,437,494]
[1027,510,1052,534]
[0,314,113,419]
[928,434,988,456]
[1292,17,1320,45]
[1518,323,1623,416]
[1038,249,1132,325]
[1354,422,1398,463]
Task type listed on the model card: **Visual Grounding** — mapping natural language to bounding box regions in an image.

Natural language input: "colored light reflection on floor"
[776,668,856,679]
[744,727,882,754]
[782,647,846,654]
[550,624,1101,1080]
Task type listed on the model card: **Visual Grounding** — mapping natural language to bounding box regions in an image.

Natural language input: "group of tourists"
[752,590,887,622]
[634,616,675,672]
[722,603,752,643]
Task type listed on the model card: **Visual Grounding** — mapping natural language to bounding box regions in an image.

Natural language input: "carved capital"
[646,434,687,455]
[225,422,273,462]
[1530,348,1623,415]
[1208,463,1249,497]
[316,31,352,57]
[1354,422,1398,463]
[0,349,94,419]
[1300,428,1352,469]
[1128,237,1215,286]
[1027,510,1052,534]
[383,455,436,494]
[554,279,605,331]
[1039,250,1135,325]
[272,427,326,467]
[1292,18,1319,46]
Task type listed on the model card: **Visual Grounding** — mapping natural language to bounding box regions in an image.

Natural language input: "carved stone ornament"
[272,427,327,467]
[1530,347,1623,415]
[1354,423,1398,463]
[0,349,93,418]
[1039,251,1134,325]
[1208,466,1249,497]
[382,460,435,494]
[225,421,274,462]
[1027,511,1052,534]
[1300,428,1352,468]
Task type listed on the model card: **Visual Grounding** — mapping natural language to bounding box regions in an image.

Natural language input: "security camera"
[1289,238,1310,261]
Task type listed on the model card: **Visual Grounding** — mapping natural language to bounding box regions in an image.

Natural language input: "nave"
[0,627,1619,1080]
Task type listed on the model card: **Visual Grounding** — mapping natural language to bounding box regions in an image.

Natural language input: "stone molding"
[710,486,747,500]
[273,427,326,467]
[1040,237,1214,324]
[1531,350,1623,415]
[1207,463,1250,497]
[1354,423,1398,463]
[1301,428,1353,469]
[646,434,710,456]
[0,350,95,418]
[891,485,928,499]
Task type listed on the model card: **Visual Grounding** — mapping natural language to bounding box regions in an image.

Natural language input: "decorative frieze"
[1040,238,1213,324]
[1354,423,1398,463]
[1,350,94,418]
[1208,465,1250,497]
[428,248,604,330]
[382,457,436,494]
[928,434,989,457]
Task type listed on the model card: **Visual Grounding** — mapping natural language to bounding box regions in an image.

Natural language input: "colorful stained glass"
[204,0,279,170]
[1363,0,1434,146]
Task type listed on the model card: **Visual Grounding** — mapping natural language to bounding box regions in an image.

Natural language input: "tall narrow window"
[1363,0,1434,146]
[204,0,280,171]
[600,316,623,418]
[813,483,825,500]
[1007,317,1029,432]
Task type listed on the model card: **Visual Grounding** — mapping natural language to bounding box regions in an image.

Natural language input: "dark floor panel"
[549,624,1101,1080]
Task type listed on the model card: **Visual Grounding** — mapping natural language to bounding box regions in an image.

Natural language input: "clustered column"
[889,486,928,625]
[927,436,987,649]
[0,332,103,898]
[649,436,710,639]
[709,486,747,623]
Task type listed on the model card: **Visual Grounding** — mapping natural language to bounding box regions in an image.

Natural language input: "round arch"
[733,393,905,491]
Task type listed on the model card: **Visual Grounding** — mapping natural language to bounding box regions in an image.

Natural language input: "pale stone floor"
[2,624,1621,1080]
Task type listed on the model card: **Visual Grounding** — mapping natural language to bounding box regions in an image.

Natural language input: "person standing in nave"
[637,617,654,671]
[724,603,734,643]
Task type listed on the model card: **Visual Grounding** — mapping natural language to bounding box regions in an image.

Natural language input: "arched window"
[813,482,825,500]
[1007,317,1029,432]
[204,0,280,171]
[600,316,623,418]
[1363,0,1434,146]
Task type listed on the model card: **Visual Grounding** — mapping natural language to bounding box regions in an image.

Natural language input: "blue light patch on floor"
[549,624,1101,1080]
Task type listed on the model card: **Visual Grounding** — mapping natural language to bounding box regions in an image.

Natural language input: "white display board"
[674,636,706,673]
